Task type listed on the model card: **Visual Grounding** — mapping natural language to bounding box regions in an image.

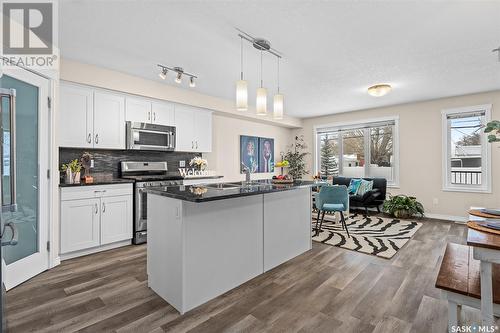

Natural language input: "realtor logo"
[3,2,53,54]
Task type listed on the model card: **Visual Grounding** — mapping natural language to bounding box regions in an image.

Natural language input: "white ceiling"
[59,1,500,119]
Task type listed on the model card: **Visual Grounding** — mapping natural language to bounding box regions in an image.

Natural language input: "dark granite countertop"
[59,178,135,187]
[183,175,224,180]
[145,180,324,202]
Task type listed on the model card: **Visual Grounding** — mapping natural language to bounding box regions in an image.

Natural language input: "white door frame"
[3,67,51,290]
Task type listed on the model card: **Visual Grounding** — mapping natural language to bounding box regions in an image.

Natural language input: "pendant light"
[256,50,267,116]
[273,57,284,120]
[236,36,248,111]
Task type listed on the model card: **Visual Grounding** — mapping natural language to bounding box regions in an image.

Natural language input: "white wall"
[296,90,500,220]
[205,114,292,182]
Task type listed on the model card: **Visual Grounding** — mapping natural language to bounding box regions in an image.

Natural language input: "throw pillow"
[356,179,374,196]
[348,178,362,194]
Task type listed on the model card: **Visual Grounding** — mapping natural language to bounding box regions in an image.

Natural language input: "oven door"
[135,187,148,233]
[126,122,175,151]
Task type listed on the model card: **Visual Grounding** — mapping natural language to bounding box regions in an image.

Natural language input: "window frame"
[313,116,400,187]
[441,104,492,193]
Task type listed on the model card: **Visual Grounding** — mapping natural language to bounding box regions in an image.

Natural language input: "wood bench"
[435,243,500,331]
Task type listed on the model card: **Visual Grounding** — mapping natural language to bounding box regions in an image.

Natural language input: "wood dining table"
[466,227,500,325]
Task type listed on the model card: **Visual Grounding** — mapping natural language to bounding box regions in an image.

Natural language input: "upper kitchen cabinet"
[59,84,94,148]
[174,104,212,153]
[93,92,125,149]
[59,82,126,149]
[125,98,175,126]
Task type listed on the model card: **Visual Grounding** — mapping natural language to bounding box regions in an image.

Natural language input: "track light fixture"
[157,64,198,88]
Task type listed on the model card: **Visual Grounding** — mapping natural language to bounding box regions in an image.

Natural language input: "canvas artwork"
[240,135,259,173]
[258,137,274,173]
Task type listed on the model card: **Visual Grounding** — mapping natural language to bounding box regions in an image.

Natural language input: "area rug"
[311,213,422,259]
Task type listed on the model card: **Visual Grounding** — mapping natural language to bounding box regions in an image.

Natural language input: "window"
[442,105,491,192]
[315,117,399,186]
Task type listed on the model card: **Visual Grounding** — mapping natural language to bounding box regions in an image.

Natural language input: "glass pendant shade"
[236,80,248,111]
[273,93,284,120]
[256,87,267,116]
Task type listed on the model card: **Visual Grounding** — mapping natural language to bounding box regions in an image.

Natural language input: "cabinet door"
[125,97,151,123]
[60,198,100,253]
[59,84,93,148]
[152,101,174,126]
[100,195,132,245]
[174,105,195,152]
[94,91,126,149]
[194,110,212,152]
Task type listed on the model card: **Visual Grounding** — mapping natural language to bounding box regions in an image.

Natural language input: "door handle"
[102,202,106,213]
[95,203,98,214]
[1,222,18,246]
[95,134,99,144]
[87,133,92,143]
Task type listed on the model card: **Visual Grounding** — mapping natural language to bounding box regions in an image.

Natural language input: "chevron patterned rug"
[311,213,422,259]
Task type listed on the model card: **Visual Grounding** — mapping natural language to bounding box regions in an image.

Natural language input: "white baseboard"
[60,240,132,261]
[424,213,467,223]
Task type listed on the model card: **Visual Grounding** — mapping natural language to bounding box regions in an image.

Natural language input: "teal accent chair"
[314,185,350,238]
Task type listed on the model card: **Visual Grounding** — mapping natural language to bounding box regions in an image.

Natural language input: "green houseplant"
[383,194,424,219]
[484,120,500,143]
[61,159,82,184]
[284,135,309,180]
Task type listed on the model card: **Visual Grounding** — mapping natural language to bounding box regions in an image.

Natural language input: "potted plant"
[61,159,82,184]
[383,194,425,219]
[284,135,309,180]
[484,120,500,143]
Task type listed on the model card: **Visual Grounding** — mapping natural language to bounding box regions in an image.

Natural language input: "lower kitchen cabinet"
[60,184,133,259]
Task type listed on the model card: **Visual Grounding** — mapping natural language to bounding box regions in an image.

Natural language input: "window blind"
[316,120,395,134]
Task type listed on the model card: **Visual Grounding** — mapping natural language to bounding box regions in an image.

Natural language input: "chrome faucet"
[241,163,251,183]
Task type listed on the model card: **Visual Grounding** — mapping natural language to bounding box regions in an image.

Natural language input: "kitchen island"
[146,180,317,314]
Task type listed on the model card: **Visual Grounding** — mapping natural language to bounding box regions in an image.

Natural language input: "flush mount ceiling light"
[236,28,284,119]
[157,64,197,88]
[367,84,392,97]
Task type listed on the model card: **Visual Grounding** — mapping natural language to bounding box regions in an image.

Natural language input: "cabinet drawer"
[61,183,133,201]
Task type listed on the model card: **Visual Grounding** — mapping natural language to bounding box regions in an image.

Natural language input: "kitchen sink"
[204,183,241,190]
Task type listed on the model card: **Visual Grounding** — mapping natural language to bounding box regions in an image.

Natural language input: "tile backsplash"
[59,148,199,178]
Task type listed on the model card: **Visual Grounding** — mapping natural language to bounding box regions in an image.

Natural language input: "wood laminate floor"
[6,217,500,332]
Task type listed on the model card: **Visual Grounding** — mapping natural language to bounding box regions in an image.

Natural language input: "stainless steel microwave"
[126,122,176,151]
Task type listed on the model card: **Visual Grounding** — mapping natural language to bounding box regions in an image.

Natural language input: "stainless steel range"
[120,161,183,244]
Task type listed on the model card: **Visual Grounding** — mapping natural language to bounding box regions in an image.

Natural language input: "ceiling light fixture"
[159,67,168,80]
[236,28,283,118]
[157,64,198,88]
[256,50,267,116]
[273,57,284,120]
[367,84,392,97]
[236,36,248,111]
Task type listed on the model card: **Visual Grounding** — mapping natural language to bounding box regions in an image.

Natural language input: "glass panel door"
[0,68,49,290]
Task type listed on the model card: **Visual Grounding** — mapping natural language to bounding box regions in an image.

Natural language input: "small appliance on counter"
[121,161,183,244]
[126,121,176,151]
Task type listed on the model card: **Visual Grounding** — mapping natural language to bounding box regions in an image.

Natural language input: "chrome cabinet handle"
[87,133,92,143]
[1,222,18,246]
[94,203,98,214]
[196,141,198,149]
[95,134,99,144]
[153,112,156,122]
[192,141,194,149]
[148,111,151,121]
[102,202,106,213]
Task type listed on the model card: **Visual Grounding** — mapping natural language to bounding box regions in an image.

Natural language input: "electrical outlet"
[90,159,94,168]
[179,160,186,167]
[433,198,439,205]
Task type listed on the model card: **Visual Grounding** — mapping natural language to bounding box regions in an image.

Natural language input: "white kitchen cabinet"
[152,101,175,126]
[60,184,133,259]
[100,195,132,245]
[60,198,100,253]
[59,82,126,149]
[59,84,94,148]
[125,97,152,123]
[94,92,125,149]
[174,104,212,153]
